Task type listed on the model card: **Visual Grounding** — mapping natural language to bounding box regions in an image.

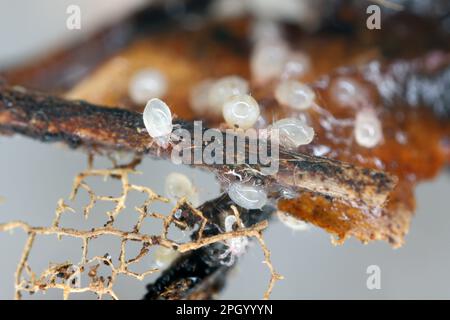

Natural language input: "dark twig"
[0,85,396,208]
[144,194,275,300]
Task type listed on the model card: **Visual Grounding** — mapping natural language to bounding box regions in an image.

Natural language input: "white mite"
[251,40,289,84]
[277,211,310,231]
[129,69,168,105]
[281,51,311,80]
[228,182,267,210]
[331,77,369,108]
[154,247,179,268]
[165,172,200,207]
[189,79,214,116]
[354,108,383,148]
[275,80,315,110]
[219,215,249,266]
[222,94,260,129]
[142,98,174,148]
[208,76,249,114]
[271,118,315,149]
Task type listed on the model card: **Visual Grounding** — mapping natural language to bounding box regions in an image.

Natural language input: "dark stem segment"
[0,85,396,208]
[144,194,274,300]
[144,247,230,300]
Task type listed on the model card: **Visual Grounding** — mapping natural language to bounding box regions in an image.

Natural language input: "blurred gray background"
[1,0,450,300]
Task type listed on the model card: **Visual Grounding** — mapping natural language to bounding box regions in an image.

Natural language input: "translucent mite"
[142,98,174,148]
[222,94,261,129]
[281,51,311,80]
[129,69,168,105]
[154,246,179,269]
[219,214,249,266]
[277,211,310,231]
[164,172,200,207]
[251,41,289,84]
[208,76,249,114]
[271,117,315,149]
[354,108,383,148]
[228,182,267,210]
[275,80,315,110]
[189,79,215,116]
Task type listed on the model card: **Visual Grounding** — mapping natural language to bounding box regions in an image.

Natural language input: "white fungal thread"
[142,98,174,149]
[223,169,244,182]
[164,172,200,207]
[275,80,316,110]
[219,214,249,266]
[270,117,315,149]
[129,69,168,105]
[354,108,383,148]
[227,182,267,210]
[222,94,261,129]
